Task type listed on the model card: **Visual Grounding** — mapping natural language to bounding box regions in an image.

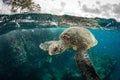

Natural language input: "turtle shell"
[60,27,98,50]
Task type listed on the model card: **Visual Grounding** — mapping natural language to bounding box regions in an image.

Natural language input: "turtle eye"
[53,47,58,52]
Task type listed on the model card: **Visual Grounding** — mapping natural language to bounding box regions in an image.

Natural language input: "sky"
[0,0,120,21]
[33,0,120,21]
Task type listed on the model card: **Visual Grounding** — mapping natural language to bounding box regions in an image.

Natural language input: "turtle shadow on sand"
[39,27,101,80]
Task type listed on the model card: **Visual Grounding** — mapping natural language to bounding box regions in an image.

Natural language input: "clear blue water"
[89,29,120,80]
[0,14,120,80]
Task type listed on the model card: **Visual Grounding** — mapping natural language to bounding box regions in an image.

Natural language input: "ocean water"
[0,14,120,80]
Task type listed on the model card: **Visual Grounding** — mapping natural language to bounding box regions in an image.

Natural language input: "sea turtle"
[39,27,101,80]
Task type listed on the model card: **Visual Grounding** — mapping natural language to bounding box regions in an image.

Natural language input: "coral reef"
[89,51,116,79]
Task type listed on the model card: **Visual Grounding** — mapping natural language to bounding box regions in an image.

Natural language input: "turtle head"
[48,40,67,55]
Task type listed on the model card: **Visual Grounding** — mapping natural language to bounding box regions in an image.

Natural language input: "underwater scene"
[0,13,120,80]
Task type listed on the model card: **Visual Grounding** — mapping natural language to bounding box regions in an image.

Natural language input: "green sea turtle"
[39,27,101,80]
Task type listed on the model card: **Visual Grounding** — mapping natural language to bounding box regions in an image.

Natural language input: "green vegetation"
[10,0,41,13]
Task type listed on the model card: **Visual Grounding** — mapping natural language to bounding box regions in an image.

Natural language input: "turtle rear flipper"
[75,50,101,80]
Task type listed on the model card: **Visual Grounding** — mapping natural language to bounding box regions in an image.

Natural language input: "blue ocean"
[0,13,120,80]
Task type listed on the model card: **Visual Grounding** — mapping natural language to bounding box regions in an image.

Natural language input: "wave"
[0,13,120,35]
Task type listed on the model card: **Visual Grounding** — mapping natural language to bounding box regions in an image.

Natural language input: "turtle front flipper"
[39,41,57,51]
[75,50,101,80]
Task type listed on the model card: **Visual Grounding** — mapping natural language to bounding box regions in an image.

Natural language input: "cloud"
[61,2,66,7]
[99,4,112,17]
[96,1,100,5]
[82,3,120,18]
[99,3,120,18]
[82,5,101,14]
[100,4,112,11]
[78,1,81,6]
[61,1,66,10]
[113,3,120,16]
